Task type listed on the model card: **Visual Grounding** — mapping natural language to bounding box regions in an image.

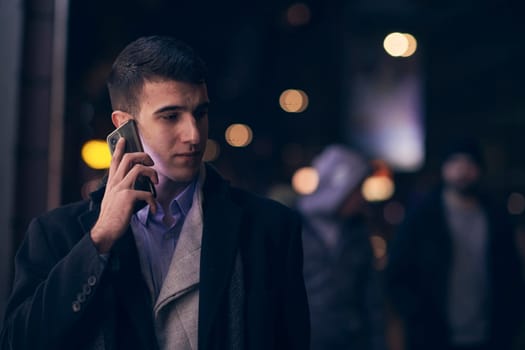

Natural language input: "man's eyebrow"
[153,102,210,115]
[153,105,183,114]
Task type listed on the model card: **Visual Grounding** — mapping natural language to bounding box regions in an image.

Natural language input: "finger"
[133,166,158,186]
[120,164,158,190]
[112,137,126,162]
[135,191,157,214]
[108,137,126,181]
[114,152,154,181]
[141,155,154,167]
[123,152,154,167]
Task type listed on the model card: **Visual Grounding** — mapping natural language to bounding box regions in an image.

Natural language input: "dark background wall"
[62,0,525,198]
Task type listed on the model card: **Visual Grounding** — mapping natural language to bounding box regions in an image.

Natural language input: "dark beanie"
[441,137,484,168]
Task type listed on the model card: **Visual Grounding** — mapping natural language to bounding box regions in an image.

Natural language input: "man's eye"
[163,114,179,120]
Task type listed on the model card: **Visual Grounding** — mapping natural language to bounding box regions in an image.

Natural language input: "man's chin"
[168,167,201,183]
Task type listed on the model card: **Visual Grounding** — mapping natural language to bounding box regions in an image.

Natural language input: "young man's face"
[134,79,209,184]
[441,153,481,195]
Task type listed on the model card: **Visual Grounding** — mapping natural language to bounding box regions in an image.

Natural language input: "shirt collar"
[135,178,197,225]
[172,179,196,217]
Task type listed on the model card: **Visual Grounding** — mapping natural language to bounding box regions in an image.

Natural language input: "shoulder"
[23,200,92,251]
[230,186,299,220]
[36,200,91,227]
[203,164,300,225]
[225,186,302,242]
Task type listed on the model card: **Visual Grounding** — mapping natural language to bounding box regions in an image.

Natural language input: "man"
[298,145,385,350]
[386,139,524,350]
[0,36,309,350]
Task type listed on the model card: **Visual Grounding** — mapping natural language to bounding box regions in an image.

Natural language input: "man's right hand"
[90,137,158,254]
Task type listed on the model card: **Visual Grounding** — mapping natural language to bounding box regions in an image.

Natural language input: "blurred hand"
[90,137,158,253]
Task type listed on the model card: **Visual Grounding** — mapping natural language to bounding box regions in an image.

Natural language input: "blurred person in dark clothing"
[297,144,386,350]
[386,139,524,350]
[0,36,309,350]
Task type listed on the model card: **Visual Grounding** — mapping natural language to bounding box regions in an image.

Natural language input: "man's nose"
[180,114,200,144]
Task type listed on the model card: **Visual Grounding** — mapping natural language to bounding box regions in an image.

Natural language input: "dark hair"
[107,35,207,114]
[441,137,485,169]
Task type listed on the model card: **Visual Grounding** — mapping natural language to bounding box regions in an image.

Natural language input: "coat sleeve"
[281,212,311,350]
[0,216,108,350]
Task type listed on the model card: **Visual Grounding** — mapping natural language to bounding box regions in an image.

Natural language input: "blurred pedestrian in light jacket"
[386,139,524,350]
[297,144,386,350]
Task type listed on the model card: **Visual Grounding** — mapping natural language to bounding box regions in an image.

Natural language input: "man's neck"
[155,176,193,214]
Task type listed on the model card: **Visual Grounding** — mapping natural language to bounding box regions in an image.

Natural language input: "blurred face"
[441,153,481,195]
[134,80,209,184]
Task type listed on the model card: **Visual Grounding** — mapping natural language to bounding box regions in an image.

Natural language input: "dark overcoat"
[1,165,310,350]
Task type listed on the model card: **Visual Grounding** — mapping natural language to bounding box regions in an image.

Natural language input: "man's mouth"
[175,151,201,159]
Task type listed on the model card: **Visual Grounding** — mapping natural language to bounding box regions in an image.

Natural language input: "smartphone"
[106,119,156,197]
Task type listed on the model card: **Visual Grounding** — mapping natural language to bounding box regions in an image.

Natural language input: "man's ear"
[111,110,133,128]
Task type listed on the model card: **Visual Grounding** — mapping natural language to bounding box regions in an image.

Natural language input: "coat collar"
[154,168,206,314]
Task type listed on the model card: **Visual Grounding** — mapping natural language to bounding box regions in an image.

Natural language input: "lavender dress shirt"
[131,180,197,300]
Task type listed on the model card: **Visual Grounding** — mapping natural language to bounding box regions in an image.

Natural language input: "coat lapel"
[154,179,203,313]
[198,166,243,350]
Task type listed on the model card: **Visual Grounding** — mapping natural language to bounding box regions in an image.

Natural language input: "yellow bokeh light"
[370,235,387,259]
[383,32,409,57]
[401,33,418,57]
[225,124,253,147]
[279,89,309,113]
[81,139,112,169]
[361,175,395,202]
[203,139,220,161]
[292,167,319,195]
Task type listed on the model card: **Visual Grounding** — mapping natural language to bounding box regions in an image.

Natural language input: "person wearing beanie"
[386,138,524,350]
[297,144,386,350]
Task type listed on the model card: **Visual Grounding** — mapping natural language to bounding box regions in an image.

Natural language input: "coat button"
[87,275,97,286]
[77,292,86,303]
[83,284,92,295]
[72,301,81,312]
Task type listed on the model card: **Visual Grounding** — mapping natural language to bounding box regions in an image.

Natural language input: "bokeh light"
[203,139,220,161]
[370,235,387,259]
[383,32,409,57]
[361,175,395,202]
[292,167,319,195]
[81,139,111,169]
[383,32,417,57]
[507,192,525,215]
[402,33,418,57]
[279,89,309,113]
[225,123,253,147]
[286,2,311,27]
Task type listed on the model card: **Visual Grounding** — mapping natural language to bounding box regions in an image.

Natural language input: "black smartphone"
[106,119,156,197]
